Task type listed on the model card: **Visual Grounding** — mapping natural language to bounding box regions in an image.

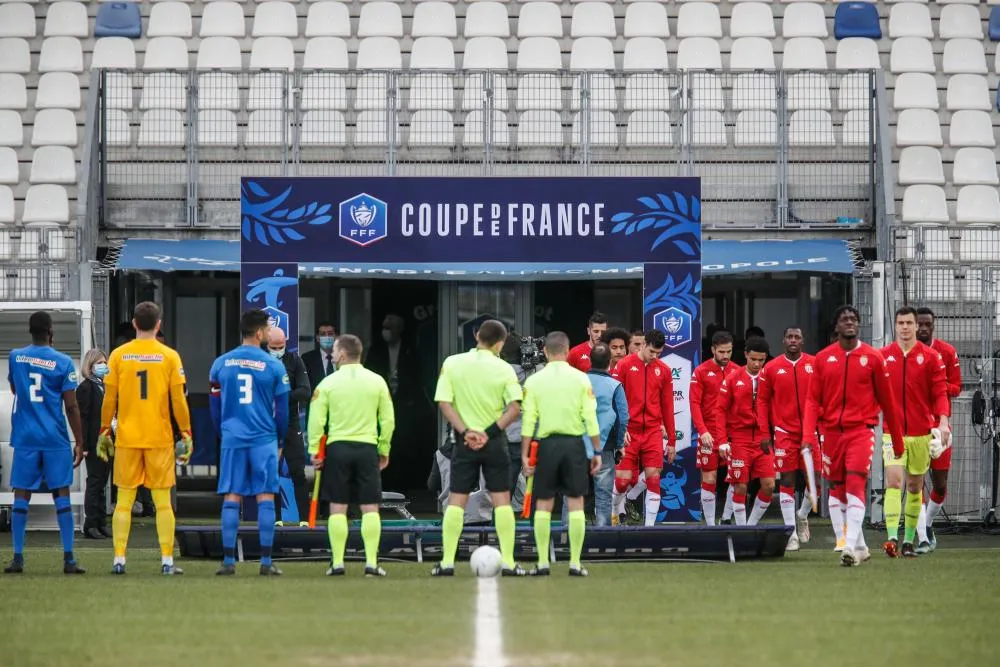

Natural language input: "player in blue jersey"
[209,309,290,576]
[5,311,86,574]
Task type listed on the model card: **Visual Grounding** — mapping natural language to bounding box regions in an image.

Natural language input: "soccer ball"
[469,546,503,578]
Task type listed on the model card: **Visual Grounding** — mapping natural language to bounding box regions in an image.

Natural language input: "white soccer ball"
[469,545,503,578]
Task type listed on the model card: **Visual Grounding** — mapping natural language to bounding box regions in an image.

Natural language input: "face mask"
[269,348,285,359]
[381,329,393,343]
[93,363,109,378]
[318,336,335,350]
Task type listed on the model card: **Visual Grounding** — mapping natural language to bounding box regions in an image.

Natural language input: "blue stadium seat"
[990,7,1000,42]
[95,2,142,39]
[995,87,1000,113]
[834,2,882,41]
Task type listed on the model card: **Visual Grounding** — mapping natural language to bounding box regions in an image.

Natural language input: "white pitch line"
[473,576,506,667]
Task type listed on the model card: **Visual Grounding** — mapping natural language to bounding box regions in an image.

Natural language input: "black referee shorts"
[533,435,590,500]
[321,441,381,505]
[450,433,511,495]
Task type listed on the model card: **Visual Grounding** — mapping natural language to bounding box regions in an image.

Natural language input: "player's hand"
[760,438,773,454]
[175,432,194,465]
[521,455,534,479]
[378,455,390,471]
[96,430,115,462]
[589,455,602,476]
[699,432,714,448]
[937,418,951,446]
[614,448,623,465]
[665,446,676,465]
[718,443,731,461]
[623,431,631,447]
[72,444,84,468]
[464,430,487,450]
[312,454,324,470]
[891,436,905,459]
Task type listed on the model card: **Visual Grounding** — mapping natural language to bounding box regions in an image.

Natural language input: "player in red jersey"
[757,326,818,551]
[879,306,950,558]
[717,337,774,526]
[567,312,608,372]
[601,327,630,380]
[691,330,740,525]
[612,330,676,526]
[628,329,644,356]
[803,305,904,566]
[916,307,961,551]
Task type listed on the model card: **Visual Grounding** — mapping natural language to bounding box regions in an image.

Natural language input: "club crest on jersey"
[654,367,661,377]
[804,364,813,373]
[859,356,869,367]
[916,354,925,365]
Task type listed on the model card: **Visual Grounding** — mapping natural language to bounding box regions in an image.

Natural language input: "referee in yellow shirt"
[522,332,601,577]
[432,320,524,577]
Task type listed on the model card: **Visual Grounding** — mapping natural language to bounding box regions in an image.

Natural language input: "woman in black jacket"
[78,347,111,539]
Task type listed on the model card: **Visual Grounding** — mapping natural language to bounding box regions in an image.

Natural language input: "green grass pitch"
[0,525,997,667]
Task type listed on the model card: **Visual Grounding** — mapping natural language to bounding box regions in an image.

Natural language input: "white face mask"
[381,329,393,343]
[269,348,285,359]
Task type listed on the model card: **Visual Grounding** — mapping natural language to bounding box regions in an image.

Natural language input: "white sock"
[797,494,812,520]
[845,493,866,551]
[916,503,928,543]
[748,495,771,526]
[733,500,747,526]
[700,488,717,526]
[113,556,126,566]
[829,495,845,543]
[779,491,796,527]
[644,493,660,527]
[627,478,647,501]
[856,522,868,549]
[721,486,735,521]
[612,490,626,517]
[162,555,174,567]
[927,498,944,525]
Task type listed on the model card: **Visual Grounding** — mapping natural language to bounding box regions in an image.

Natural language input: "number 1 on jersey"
[137,369,148,400]
[238,373,253,404]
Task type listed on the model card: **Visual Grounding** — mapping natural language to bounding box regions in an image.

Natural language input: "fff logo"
[339,193,388,247]
[262,305,288,336]
[653,307,692,349]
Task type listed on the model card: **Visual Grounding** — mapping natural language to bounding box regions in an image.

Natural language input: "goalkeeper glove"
[882,433,906,459]
[175,431,194,465]
[929,428,947,460]
[96,429,115,462]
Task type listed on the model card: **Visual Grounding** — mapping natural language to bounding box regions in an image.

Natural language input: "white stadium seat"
[895,108,943,147]
[682,110,726,146]
[200,2,246,38]
[247,72,289,110]
[412,2,457,38]
[677,38,721,70]
[29,146,75,184]
[104,109,131,146]
[782,38,828,70]
[0,185,12,223]
[624,3,669,38]
[197,109,238,146]
[571,110,617,147]
[23,184,69,223]
[687,73,723,110]
[953,148,999,186]
[0,147,17,183]
[355,72,399,110]
[254,1,299,38]
[732,73,776,111]
[357,37,402,68]
[461,72,509,110]
[943,39,987,75]
[517,37,561,70]
[306,2,351,38]
[463,37,508,69]
[570,37,614,70]
[0,3,36,38]
[890,38,935,74]
[734,110,776,147]
[0,74,26,109]
[730,3,775,39]
[197,37,242,69]
[355,110,399,146]
[571,3,616,38]
[888,3,932,39]
[197,72,239,109]
[145,37,190,69]
[518,4,562,39]
[623,37,669,70]
[892,73,939,110]
[938,5,983,40]
[462,110,510,147]
[39,37,83,73]
[956,186,1000,224]
[782,2,827,38]
[20,223,68,261]
[787,73,830,111]
[246,110,292,146]
[301,73,346,110]
[36,71,81,109]
[410,36,456,69]
[408,110,455,146]
[138,109,185,147]
[677,2,722,38]
[570,73,616,110]
[624,74,670,110]
[949,110,996,148]
[0,110,23,147]
[842,109,869,145]
[517,110,563,146]
[44,2,88,38]
[92,37,137,69]
[408,73,454,110]
[788,110,835,146]
[250,37,295,70]
[32,108,77,146]
[897,146,944,185]
[0,39,31,73]
[730,38,774,69]
[836,38,880,70]
[300,110,347,146]
[516,74,561,110]
[148,2,193,38]
[901,185,948,223]
[465,3,509,38]
[946,75,991,111]
[303,37,349,69]
[837,73,870,111]
[358,2,403,38]
[625,110,672,147]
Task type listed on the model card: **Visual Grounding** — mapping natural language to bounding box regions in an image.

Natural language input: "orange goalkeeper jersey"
[102,338,191,449]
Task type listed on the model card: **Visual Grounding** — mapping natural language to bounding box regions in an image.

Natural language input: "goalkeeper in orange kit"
[97,302,193,575]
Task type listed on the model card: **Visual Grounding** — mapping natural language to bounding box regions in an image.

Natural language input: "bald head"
[543,331,570,361]
[267,327,286,347]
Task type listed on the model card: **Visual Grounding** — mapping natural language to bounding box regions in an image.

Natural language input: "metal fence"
[97,68,878,231]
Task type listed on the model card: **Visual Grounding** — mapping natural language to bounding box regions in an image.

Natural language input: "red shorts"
[772,431,821,475]
[821,427,876,483]
[725,441,775,485]
[617,431,664,478]
[696,439,721,471]
[930,444,952,471]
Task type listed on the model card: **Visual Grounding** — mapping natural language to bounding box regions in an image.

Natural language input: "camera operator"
[500,335,546,511]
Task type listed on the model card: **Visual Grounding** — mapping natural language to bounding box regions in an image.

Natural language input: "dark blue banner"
[240,262,299,353]
[240,177,702,265]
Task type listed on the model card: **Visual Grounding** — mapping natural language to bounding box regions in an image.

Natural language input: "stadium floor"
[0,524,997,667]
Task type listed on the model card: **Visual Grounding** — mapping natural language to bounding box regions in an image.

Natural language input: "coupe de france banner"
[240,176,703,521]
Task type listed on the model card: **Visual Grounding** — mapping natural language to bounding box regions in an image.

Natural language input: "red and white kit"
[879,340,949,438]
[614,352,676,472]
[690,359,741,471]
[757,353,819,475]
[567,341,593,373]
[717,367,774,485]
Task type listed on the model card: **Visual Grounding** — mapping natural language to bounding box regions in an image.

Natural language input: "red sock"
[779,485,795,497]
[701,482,716,494]
[733,493,747,506]
[615,477,631,494]
[756,492,772,504]
[930,489,946,504]
[645,474,660,495]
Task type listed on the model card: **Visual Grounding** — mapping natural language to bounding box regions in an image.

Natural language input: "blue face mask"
[318,335,335,350]
[93,363,109,378]
[269,348,285,359]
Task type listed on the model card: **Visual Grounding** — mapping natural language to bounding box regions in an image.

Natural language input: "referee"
[432,319,524,577]
[522,332,601,577]
[307,334,395,578]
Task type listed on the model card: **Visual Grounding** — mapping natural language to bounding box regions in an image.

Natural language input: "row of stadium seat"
[0,184,70,224]
[0,147,76,185]
[899,147,999,186]
[902,184,1000,223]
[0,223,71,260]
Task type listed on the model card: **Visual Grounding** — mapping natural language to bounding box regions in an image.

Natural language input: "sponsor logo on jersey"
[224,359,267,371]
[777,368,787,375]
[826,355,838,363]
[15,355,57,370]
[121,353,165,363]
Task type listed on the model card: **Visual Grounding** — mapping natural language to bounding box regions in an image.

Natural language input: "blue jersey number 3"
[238,373,253,404]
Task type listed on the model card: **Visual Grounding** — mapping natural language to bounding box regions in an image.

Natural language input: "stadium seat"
[730,38,774,69]
[624,3,669,38]
[991,7,1000,42]
[39,37,83,73]
[410,37,456,69]
[300,110,347,146]
[305,2,350,38]
[517,37,562,70]
[623,37,670,70]
[623,73,670,110]
[358,2,403,38]
[148,2,192,38]
[570,73,616,110]
[300,73,346,110]
[0,185,12,223]
[782,37,828,70]
[145,36,190,69]
[787,73,831,110]
[939,5,983,40]
[248,72,289,110]
[32,109,76,146]
[681,110,726,146]
[197,73,238,109]
[94,2,142,39]
[465,3,509,38]
[953,147,999,185]
[516,74,561,110]
[571,3,615,38]
[250,37,295,70]
[354,110,399,146]
[138,109,185,146]
[0,3,36,38]
[463,37,509,69]
[518,3,562,38]
[517,110,562,146]
[408,73,454,110]
[0,74,26,110]
[197,37,242,69]
[245,110,291,146]
[462,110,510,147]
[842,109,870,145]
[956,186,1000,223]
[570,37,614,70]
[949,110,996,148]
[253,1,299,38]
[103,72,133,109]
[29,146,75,184]
[36,72,81,109]
[943,39,987,74]
[686,73,723,110]
[571,110,617,147]
[732,73,776,111]
[895,108,942,146]
[303,37,349,69]
[788,110,835,146]
[901,185,948,223]
[355,72,398,110]
[92,37,137,68]
[0,147,16,183]
[835,38,880,70]
[20,223,69,261]
[0,39,31,73]
[834,2,881,40]
[888,3,932,39]
[357,37,402,68]
[890,38,935,74]
[897,146,944,185]
[23,184,69,223]
[782,2,827,38]
[408,110,455,146]
[734,110,776,147]
[947,75,991,111]
[730,3,775,39]
[677,3,721,39]
[412,3,457,38]
[104,109,131,146]
[892,72,939,110]
[461,72,509,110]
[197,109,237,146]
[624,110,671,147]
[0,111,23,147]
[837,73,870,110]
[44,2,88,38]
[677,38,721,70]
[201,2,246,38]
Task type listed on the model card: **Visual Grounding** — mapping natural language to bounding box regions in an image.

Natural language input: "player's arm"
[715,380,731,446]
[930,352,950,430]
[377,379,396,459]
[63,389,85,466]
[802,363,822,448]
[168,353,192,435]
[873,357,905,454]
[520,383,538,469]
[306,384,329,457]
[756,366,773,434]
[434,360,470,435]
[689,368,708,435]
[612,383,628,448]
[660,365,676,449]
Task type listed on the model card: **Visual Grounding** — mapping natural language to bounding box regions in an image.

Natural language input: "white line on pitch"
[473,577,506,667]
